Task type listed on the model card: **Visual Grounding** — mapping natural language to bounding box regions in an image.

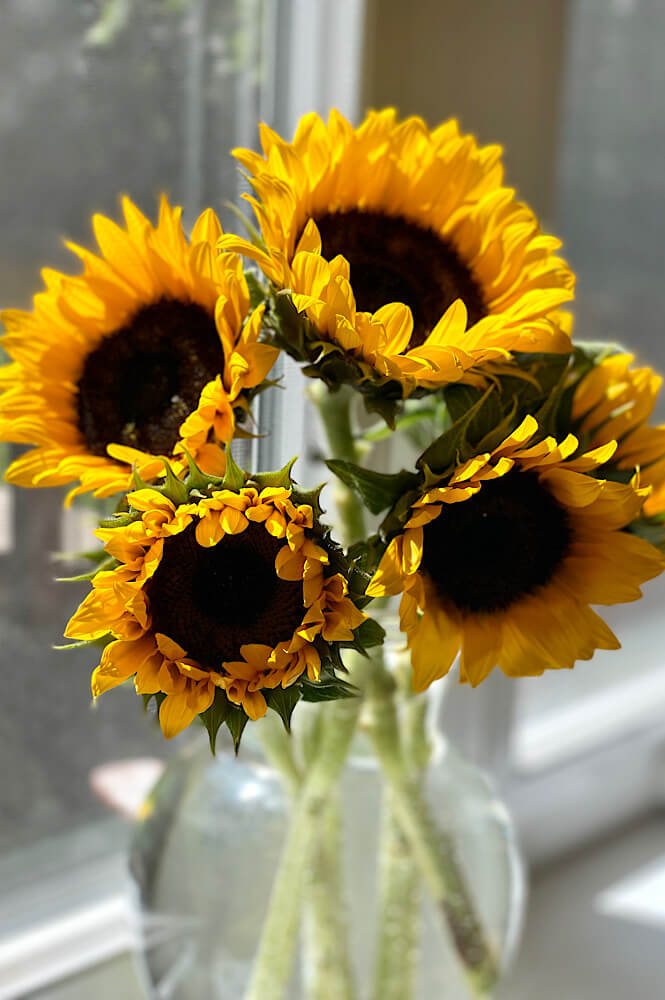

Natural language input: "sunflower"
[572,352,665,515]
[65,483,367,737]
[219,109,574,397]
[366,415,664,690]
[0,196,279,503]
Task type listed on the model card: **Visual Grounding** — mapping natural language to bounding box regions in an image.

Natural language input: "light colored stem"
[309,382,366,545]
[243,683,366,1000]
[303,788,356,1000]
[372,676,431,1000]
[256,713,302,796]
[364,670,499,998]
[372,789,421,1000]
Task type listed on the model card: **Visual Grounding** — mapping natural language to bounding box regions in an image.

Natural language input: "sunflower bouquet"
[3,109,665,998]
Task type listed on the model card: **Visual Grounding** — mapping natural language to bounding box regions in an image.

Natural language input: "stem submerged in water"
[244,673,368,1000]
[363,666,500,997]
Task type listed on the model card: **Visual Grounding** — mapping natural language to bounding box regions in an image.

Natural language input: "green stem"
[372,789,421,1000]
[243,683,367,1000]
[372,673,431,1000]
[303,788,356,1000]
[364,669,499,998]
[309,382,366,545]
[256,713,302,796]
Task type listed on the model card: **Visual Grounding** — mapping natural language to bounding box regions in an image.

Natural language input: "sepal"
[264,686,301,733]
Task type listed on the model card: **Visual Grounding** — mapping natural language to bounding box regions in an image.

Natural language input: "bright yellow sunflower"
[367,415,664,690]
[65,484,367,736]
[219,109,574,395]
[572,352,665,515]
[0,196,279,503]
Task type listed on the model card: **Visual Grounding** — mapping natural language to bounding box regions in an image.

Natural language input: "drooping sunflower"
[65,483,367,737]
[367,415,664,690]
[572,352,665,515]
[0,196,279,502]
[220,109,574,398]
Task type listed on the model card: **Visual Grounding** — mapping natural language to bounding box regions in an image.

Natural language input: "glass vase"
[130,681,525,1000]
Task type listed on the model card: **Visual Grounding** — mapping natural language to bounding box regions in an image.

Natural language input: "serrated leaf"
[265,686,301,732]
[351,616,386,649]
[326,460,419,515]
[199,692,232,754]
[221,446,246,491]
[225,705,249,754]
[417,386,495,474]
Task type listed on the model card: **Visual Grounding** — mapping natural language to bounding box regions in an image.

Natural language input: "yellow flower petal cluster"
[367,416,664,691]
[220,109,574,393]
[572,353,665,515]
[0,196,278,503]
[65,485,366,737]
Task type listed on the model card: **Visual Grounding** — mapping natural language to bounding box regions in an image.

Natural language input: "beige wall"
[362,0,570,220]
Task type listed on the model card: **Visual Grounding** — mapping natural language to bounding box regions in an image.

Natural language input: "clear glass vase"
[130,684,525,1000]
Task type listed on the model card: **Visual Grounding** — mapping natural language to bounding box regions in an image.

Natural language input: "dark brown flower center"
[77,298,224,457]
[313,211,487,349]
[145,521,305,669]
[420,471,571,614]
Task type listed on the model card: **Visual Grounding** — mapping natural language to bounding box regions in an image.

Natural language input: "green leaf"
[417,386,495,474]
[251,457,298,490]
[351,616,386,649]
[265,686,301,732]
[221,446,246,491]
[299,676,359,703]
[222,200,265,248]
[474,399,519,455]
[53,635,112,651]
[98,511,141,529]
[225,705,250,754]
[325,460,419,515]
[245,270,268,310]
[199,692,232,754]
[55,556,119,582]
[361,391,401,429]
[361,403,441,444]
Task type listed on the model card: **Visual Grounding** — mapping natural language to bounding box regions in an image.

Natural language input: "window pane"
[513,0,665,749]
[0,0,267,855]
